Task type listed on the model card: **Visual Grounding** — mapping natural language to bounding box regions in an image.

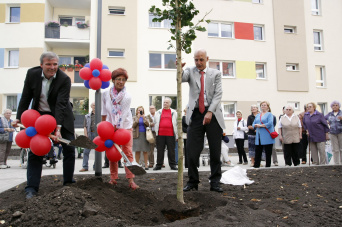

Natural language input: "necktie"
[199,71,205,114]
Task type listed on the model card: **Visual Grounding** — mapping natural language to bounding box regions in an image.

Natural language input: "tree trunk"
[175,0,184,204]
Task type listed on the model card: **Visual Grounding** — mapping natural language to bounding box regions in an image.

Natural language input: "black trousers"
[183,139,188,168]
[235,139,247,163]
[299,133,308,162]
[283,143,300,166]
[25,127,75,193]
[254,142,273,168]
[186,108,222,187]
[156,135,176,167]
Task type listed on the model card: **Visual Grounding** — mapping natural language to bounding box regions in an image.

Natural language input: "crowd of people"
[0,50,341,197]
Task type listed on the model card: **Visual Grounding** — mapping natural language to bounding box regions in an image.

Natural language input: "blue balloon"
[105,139,114,148]
[84,80,90,89]
[101,81,110,89]
[85,63,90,68]
[92,69,100,77]
[26,127,37,137]
[102,65,109,70]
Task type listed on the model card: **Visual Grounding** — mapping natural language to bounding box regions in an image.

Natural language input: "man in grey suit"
[181,49,225,192]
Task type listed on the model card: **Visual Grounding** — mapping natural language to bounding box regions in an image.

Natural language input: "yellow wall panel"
[21,3,45,22]
[0,4,5,23]
[19,48,44,68]
[236,61,255,79]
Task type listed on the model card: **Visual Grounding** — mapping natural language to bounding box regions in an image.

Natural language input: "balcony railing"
[45,26,90,39]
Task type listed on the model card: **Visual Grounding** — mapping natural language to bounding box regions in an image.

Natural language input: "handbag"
[260,114,279,139]
[145,123,155,144]
[244,131,248,140]
[0,132,9,143]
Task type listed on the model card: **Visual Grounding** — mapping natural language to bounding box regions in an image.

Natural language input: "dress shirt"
[38,71,56,112]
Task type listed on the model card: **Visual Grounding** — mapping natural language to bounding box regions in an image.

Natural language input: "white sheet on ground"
[220,166,254,185]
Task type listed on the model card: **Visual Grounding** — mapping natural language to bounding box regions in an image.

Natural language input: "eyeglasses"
[115,78,127,82]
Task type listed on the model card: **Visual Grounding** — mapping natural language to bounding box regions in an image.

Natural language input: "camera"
[140,110,143,115]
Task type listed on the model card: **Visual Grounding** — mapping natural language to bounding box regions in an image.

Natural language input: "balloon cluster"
[79,58,112,90]
[93,121,131,162]
[15,110,57,156]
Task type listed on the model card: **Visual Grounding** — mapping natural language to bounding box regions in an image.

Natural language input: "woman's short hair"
[306,102,316,110]
[260,101,271,112]
[330,100,341,108]
[112,68,128,80]
[3,109,12,114]
[135,106,145,115]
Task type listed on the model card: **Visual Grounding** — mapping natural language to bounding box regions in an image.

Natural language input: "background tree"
[149,0,210,204]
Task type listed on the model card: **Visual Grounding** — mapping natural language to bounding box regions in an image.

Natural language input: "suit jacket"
[182,66,225,130]
[16,66,75,133]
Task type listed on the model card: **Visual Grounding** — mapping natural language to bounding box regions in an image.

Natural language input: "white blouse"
[101,87,133,129]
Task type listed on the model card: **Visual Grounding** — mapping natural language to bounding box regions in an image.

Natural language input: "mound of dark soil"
[0,166,341,226]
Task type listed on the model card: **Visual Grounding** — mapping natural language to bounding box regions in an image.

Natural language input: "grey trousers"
[0,141,12,165]
[330,133,342,164]
[310,141,326,165]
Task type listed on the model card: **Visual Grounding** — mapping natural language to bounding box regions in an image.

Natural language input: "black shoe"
[183,184,198,192]
[50,159,58,165]
[57,155,61,160]
[63,179,76,186]
[118,162,123,168]
[153,166,161,171]
[210,185,223,193]
[25,191,37,199]
[145,167,149,170]
[170,166,178,170]
[102,164,109,168]
[237,162,242,164]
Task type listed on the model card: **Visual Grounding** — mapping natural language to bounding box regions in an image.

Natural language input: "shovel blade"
[126,165,146,175]
[69,135,98,149]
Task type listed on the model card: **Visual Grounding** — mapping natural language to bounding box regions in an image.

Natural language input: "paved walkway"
[0,150,333,193]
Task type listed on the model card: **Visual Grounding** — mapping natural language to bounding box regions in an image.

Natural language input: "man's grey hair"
[40,52,59,64]
[165,97,172,104]
[3,109,12,114]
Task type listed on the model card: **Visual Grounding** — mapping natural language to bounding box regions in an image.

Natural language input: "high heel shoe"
[108,179,117,185]
[129,181,139,190]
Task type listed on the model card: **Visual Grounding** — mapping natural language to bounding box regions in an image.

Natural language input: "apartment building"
[0,0,341,134]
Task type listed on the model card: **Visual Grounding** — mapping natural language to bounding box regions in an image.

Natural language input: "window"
[288,102,300,110]
[311,0,320,15]
[109,7,125,15]
[149,53,176,69]
[59,17,72,26]
[8,50,19,67]
[315,65,326,87]
[108,50,124,57]
[149,13,172,28]
[284,26,296,34]
[222,102,236,118]
[7,95,18,112]
[208,22,233,38]
[317,103,327,114]
[9,7,20,23]
[149,95,177,110]
[286,63,299,71]
[256,63,266,79]
[254,25,264,41]
[209,61,235,78]
[313,30,323,51]
[252,0,262,3]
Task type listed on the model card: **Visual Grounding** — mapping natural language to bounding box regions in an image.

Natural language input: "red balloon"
[106,146,122,162]
[112,129,131,145]
[79,67,93,80]
[90,58,103,71]
[93,136,106,152]
[99,69,112,82]
[21,109,40,128]
[15,130,32,148]
[89,77,102,90]
[30,135,51,156]
[35,115,57,135]
[97,121,115,140]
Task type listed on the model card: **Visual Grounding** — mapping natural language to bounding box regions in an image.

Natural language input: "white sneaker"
[227,160,235,167]
[0,165,7,169]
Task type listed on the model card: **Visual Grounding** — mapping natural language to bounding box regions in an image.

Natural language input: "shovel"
[113,143,146,175]
[17,123,97,149]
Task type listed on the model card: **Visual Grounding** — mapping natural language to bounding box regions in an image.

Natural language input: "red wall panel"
[235,22,254,40]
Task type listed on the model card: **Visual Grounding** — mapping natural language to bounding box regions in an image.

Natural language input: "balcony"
[45,25,90,40]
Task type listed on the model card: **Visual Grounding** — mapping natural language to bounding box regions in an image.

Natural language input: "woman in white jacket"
[233,110,248,164]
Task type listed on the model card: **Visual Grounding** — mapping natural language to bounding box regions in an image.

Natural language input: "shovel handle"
[17,123,71,145]
[113,143,132,165]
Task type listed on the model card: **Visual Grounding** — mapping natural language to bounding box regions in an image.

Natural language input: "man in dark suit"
[181,49,225,192]
[14,52,75,199]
